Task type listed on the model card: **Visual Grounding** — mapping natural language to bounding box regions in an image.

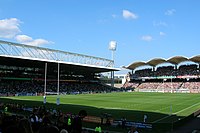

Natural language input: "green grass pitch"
[2,92,200,123]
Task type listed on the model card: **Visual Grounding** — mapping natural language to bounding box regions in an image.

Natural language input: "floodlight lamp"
[109,41,117,51]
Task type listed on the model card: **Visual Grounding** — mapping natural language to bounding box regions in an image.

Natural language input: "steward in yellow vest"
[95,124,102,133]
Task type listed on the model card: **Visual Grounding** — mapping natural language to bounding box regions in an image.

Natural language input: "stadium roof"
[147,58,166,67]
[126,55,200,70]
[190,55,200,63]
[0,40,120,74]
[167,56,188,64]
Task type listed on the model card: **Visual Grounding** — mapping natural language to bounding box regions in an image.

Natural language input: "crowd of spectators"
[0,101,134,133]
[133,68,153,78]
[0,102,89,133]
[157,82,182,89]
[0,81,42,96]
[124,81,200,93]
[132,64,200,78]
[181,82,200,93]
[137,82,160,90]
[122,82,139,89]
[123,64,200,93]
[178,64,199,76]
[0,80,123,96]
[155,66,175,76]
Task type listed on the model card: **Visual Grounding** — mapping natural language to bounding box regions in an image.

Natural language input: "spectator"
[18,118,33,133]
[72,110,87,133]
[39,125,59,133]
[60,129,68,133]
[128,126,139,133]
[121,116,126,128]
[94,124,102,132]
[30,108,39,132]
[57,112,65,130]
[4,125,20,133]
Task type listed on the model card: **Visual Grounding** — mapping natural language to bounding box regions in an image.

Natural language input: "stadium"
[0,40,200,133]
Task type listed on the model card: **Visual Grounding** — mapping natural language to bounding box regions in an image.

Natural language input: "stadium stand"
[0,79,125,97]
[123,56,200,93]
[0,40,123,133]
[0,40,122,97]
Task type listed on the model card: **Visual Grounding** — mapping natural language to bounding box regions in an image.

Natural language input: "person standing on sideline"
[121,116,126,128]
[95,124,102,133]
[143,115,147,123]
[128,126,139,133]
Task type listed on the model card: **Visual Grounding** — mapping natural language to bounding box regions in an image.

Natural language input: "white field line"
[174,101,200,115]
[153,99,200,123]
[155,106,170,112]
[152,115,172,123]
[155,98,200,113]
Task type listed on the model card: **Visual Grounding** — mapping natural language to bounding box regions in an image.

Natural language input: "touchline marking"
[153,101,200,123]
[152,115,171,123]
[155,106,170,112]
[174,101,200,114]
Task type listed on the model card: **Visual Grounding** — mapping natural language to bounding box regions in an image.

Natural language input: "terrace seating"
[124,63,200,93]
[130,64,200,78]
[122,82,139,89]
[0,80,122,96]
[157,82,182,89]
[181,82,200,93]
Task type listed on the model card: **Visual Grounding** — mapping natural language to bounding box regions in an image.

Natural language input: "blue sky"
[0,0,200,74]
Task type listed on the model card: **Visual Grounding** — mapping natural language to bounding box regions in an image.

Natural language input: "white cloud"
[0,18,21,38]
[141,35,153,42]
[15,35,33,42]
[153,21,168,27]
[122,10,138,20]
[159,32,166,36]
[0,18,53,47]
[23,38,52,46]
[16,35,52,46]
[165,9,176,16]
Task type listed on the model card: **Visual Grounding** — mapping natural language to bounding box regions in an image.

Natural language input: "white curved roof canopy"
[126,55,200,70]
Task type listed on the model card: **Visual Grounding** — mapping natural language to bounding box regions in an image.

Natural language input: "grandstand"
[0,40,120,96]
[123,56,200,93]
[0,40,131,133]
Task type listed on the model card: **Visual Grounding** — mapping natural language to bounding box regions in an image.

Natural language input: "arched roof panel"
[126,61,147,70]
[189,55,200,63]
[167,56,188,65]
[126,55,199,70]
[147,58,167,67]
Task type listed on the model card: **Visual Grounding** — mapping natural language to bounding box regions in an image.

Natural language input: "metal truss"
[0,40,114,67]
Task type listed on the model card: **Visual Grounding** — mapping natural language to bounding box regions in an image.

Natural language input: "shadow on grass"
[0,97,185,133]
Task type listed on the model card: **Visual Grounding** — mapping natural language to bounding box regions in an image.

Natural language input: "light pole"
[109,41,117,65]
[109,41,117,87]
